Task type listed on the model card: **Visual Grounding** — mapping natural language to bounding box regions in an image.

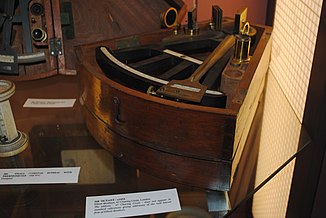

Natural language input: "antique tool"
[0,0,46,75]
[80,15,272,190]
[156,34,235,103]
[96,36,229,108]
[231,33,251,66]
[183,0,199,35]
[234,7,248,34]
[233,8,257,43]
[241,21,257,44]
[0,80,29,157]
[31,28,48,42]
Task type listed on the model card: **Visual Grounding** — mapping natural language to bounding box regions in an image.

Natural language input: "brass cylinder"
[31,28,47,42]
[231,34,251,66]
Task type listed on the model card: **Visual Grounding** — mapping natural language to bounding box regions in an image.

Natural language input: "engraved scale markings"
[163,49,203,64]
[0,112,7,140]
[170,84,201,92]
[100,47,223,96]
[0,55,14,63]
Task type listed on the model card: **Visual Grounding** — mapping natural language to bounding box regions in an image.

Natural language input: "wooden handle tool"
[156,34,235,103]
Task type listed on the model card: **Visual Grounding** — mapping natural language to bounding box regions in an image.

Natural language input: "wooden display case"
[76,18,272,191]
[0,0,186,80]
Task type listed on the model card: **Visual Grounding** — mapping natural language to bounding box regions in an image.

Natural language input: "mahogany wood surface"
[82,103,231,191]
[79,65,236,161]
[1,0,186,81]
[76,18,271,191]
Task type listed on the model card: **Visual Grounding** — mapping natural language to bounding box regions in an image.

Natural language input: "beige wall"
[252,0,323,216]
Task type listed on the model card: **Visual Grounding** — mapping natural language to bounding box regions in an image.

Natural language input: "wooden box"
[76,18,272,191]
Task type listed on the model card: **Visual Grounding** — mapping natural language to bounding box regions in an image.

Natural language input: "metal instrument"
[0,0,46,75]
[156,35,235,103]
[183,0,199,35]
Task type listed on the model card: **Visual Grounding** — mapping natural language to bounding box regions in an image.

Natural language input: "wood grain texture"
[76,21,271,191]
[79,64,236,162]
[82,100,231,191]
[2,0,184,80]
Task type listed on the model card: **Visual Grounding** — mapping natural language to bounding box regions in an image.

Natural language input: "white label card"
[23,98,76,108]
[85,188,181,218]
[0,167,80,185]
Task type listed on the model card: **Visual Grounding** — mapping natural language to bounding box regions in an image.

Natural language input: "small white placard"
[85,188,181,218]
[0,167,80,184]
[23,98,76,108]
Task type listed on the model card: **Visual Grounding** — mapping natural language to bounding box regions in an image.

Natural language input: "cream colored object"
[0,80,28,157]
[252,0,323,216]
[0,80,18,142]
[231,39,271,184]
[270,0,323,122]
[252,73,302,217]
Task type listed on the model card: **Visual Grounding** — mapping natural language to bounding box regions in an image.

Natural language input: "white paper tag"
[0,167,80,184]
[85,188,181,218]
[23,98,76,108]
